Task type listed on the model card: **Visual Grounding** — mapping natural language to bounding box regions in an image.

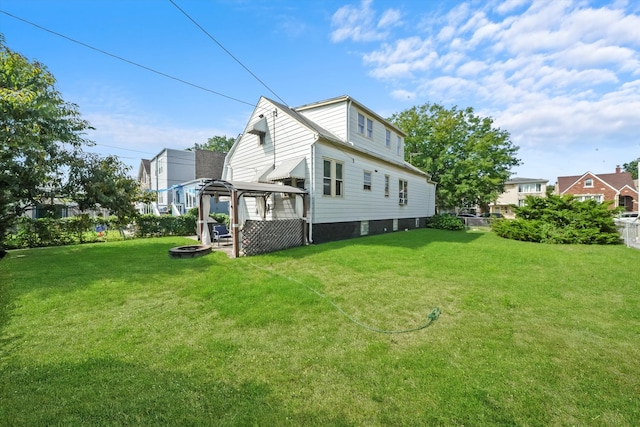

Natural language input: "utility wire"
[169,0,289,107]
[0,9,255,107]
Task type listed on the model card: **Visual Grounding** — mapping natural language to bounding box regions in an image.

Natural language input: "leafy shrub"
[5,213,199,249]
[210,213,229,226]
[426,214,465,230]
[492,194,622,245]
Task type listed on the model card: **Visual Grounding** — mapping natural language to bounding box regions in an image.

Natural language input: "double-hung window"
[384,175,390,197]
[399,179,408,205]
[357,112,373,138]
[385,129,391,148]
[323,159,343,197]
[397,136,403,156]
[363,171,372,191]
[357,113,365,135]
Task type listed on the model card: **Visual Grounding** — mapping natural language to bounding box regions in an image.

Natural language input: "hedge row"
[5,214,198,249]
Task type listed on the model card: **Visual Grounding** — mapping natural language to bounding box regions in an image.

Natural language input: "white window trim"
[363,170,372,191]
[357,111,374,139]
[323,158,344,197]
[399,179,408,205]
[384,174,390,197]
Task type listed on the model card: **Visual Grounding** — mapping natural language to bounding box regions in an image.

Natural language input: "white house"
[490,177,549,218]
[219,95,436,246]
[142,149,226,214]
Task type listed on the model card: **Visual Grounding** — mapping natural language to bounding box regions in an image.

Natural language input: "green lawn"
[1,230,639,426]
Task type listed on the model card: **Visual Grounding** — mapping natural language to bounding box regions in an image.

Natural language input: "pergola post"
[231,188,240,258]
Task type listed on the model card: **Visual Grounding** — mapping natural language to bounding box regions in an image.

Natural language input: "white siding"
[312,143,434,223]
[226,96,436,228]
[150,149,195,208]
[225,98,315,222]
[297,103,348,141]
[346,102,404,164]
[226,98,314,182]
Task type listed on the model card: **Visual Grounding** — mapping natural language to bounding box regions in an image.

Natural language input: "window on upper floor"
[363,171,372,191]
[399,179,408,205]
[518,183,542,193]
[357,112,373,138]
[397,136,403,156]
[323,159,344,197]
[385,129,391,148]
[584,178,594,188]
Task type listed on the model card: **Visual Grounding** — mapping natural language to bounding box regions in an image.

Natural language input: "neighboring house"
[175,178,229,215]
[23,198,109,219]
[221,95,437,245]
[490,177,548,218]
[556,166,638,212]
[141,149,226,214]
[138,159,152,191]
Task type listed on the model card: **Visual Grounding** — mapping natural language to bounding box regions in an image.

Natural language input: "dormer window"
[357,112,373,138]
[584,178,593,188]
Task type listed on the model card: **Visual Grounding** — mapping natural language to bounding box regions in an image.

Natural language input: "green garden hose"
[247,261,441,334]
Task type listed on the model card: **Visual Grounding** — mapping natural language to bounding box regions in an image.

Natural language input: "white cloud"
[363,37,436,79]
[457,60,488,77]
[332,0,640,180]
[330,0,400,42]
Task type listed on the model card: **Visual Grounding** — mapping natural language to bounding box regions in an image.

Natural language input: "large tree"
[623,158,638,179]
[188,135,235,152]
[1,36,90,249]
[390,103,520,211]
[65,153,146,225]
[0,37,143,253]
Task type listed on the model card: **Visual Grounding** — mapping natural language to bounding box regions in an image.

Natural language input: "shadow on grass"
[0,238,223,354]
[269,228,484,260]
[1,358,349,426]
[0,237,222,297]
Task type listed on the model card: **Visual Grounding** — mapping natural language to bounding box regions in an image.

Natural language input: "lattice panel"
[241,219,305,256]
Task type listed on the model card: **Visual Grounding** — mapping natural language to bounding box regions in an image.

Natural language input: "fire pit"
[168,245,212,259]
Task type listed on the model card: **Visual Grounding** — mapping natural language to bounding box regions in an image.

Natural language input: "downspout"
[272,109,278,167]
[309,142,315,243]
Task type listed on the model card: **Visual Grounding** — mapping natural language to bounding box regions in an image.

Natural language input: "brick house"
[556,166,638,212]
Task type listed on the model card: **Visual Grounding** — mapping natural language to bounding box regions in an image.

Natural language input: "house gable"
[556,167,637,209]
[296,95,406,166]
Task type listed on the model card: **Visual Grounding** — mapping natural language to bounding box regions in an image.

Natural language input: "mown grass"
[1,230,639,426]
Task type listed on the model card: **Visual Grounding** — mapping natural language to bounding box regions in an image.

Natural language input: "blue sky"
[2,0,639,183]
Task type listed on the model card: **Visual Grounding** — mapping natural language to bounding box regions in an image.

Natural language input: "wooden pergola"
[197,179,308,258]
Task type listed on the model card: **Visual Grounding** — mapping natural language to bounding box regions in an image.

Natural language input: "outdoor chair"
[213,225,231,246]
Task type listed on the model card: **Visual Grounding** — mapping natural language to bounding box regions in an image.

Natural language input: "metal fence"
[615,220,640,249]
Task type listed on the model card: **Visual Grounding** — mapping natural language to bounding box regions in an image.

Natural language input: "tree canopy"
[389,103,520,211]
[623,158,638,179]
[188,135,235,153]
[0,36,143,251]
